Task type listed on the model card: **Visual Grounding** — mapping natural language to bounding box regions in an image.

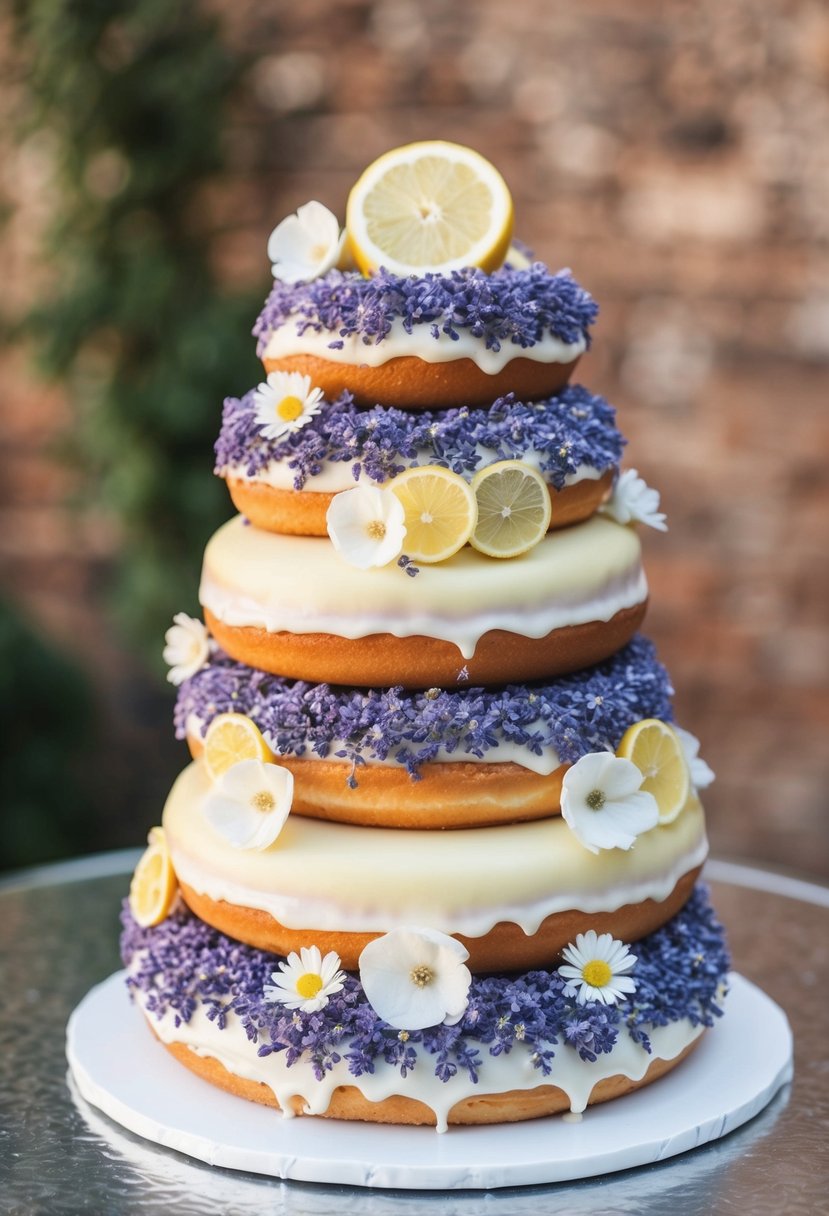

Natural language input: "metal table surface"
[0,853,826,1215]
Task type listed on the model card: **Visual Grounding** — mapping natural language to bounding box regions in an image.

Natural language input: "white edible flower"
[602,468,667,531]
[264,945,346,1013]
[202,759,293,851]
[253,371,324,441]
[675,726,715,790]
[358,927,472,1030]
[326,484,407,570]
[163,613,210,685]
[561,751,659,854]
[267,200,346,283]
[558,931,637,1006]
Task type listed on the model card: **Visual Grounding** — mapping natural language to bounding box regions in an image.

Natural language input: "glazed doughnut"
[253,263,597,412]
[261,351,580,410]
[156,1032,701,1127]
[199,514,648,689]
[163,760,708,971]
[177,867,702,973]
[225,469,615,539]
[176,634,675,830]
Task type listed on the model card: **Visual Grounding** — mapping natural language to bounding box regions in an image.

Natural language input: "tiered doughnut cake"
[121,248,728,1132]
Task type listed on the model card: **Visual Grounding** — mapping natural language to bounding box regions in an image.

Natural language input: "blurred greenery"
[4,1,269,870]
[11,0,264,657]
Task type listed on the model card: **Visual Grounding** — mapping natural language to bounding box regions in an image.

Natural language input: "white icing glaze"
[134,983,706,1132]
[199,514,647,659]
[164,761,708,937]
[262,315,586,374]
[225,453,604,495]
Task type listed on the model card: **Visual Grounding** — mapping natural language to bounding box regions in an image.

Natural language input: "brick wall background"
[2,0,827,875]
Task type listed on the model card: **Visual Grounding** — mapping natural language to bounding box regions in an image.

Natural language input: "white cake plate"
[66,971,792,1191]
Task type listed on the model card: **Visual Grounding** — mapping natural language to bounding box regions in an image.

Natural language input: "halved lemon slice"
[129,827,177,928]
[469,460,552,558]
[616,719,690,824]
[203,712,274,781]
[346,141,514,276]
[389,465,478,563]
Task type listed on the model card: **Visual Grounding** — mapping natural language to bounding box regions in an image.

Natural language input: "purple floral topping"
[175,635,673,781]
[252,264,597,357]
[121,884,729,1085]
[214,384,623,492]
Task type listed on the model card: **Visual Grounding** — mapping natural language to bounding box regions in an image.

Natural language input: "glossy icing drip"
[262,315,586,373]
[199,514,647,658]
[163,761,708,937]
[135,988,704,1133]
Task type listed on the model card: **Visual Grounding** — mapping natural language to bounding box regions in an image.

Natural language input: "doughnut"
[253,264,597,411]
[215,384,622,537]
[176,636,676,830]
[199,514,648,689]
[156,1033,701,1127]
[163,759,708,971]
[122,885,728,1130]
[225,470,615,539]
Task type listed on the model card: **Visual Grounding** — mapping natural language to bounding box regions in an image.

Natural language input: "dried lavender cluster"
[175,635,674,780]
[214,385,624,491]
[121,885,729,1085]
[253,264,598,356]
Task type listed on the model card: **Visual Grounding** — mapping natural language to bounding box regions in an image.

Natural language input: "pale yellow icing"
[136,982,706,1132]
[163,761,708,938]
[199,514,646,658]
[262,315,586,373]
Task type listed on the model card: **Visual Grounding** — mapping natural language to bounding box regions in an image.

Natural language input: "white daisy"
[163,613,210,685]
[602,468,667,531]
[201,759,293,851]
[253,371,324,441]
[358,927,472,1031]
[267,200,346,283]
[326,484,407,570]
[559,930,637,1006]
[675,726,716,790]
[264,945,346,1013]
[561,751,659,854]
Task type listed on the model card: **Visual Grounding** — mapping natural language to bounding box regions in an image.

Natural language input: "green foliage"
[12,0,265,656]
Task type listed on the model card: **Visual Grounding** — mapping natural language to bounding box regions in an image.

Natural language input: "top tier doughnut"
[253,263,597,410]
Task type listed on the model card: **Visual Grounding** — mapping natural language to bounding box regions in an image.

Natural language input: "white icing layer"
[135,985,706,1132]
[262,315,586,374]
[227,453,605,495]
[164,761,708,938]
[200,514,647,659]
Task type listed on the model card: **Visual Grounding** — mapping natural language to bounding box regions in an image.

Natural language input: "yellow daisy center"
[296,972,324,999]
[582,960,613,988]
[251,790,276,813]
[410,964,434,988]
[277,395,305,422]
[366,520,387,540]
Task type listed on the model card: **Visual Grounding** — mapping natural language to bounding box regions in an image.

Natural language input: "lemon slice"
[129,827,177,928]
[469,460,552,558]
[203,712,274,781]
[346,141,514,276]
[616,719,690,824]
[389,465,478,563]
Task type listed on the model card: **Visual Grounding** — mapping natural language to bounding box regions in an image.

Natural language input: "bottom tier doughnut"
[121,886,729,1132]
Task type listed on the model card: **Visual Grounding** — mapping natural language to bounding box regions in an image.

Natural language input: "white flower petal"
[163,613,209,685]
[326,484,407,570]
[268,201,343,283]
[602,469,668,531]
[561,752,659,852]
[359,927,471,1030]
[675,726,715,789]
[201,759,293,851]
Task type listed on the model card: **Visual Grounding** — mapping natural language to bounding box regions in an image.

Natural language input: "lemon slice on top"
[129,827,177,928]
[203,712,275,781]
[346,141,514,276]
[469,460,552,558]
[389,465,478,563]
[616,719,691,824]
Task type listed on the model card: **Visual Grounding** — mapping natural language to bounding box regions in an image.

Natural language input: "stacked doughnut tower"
[121,169,729,1133]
